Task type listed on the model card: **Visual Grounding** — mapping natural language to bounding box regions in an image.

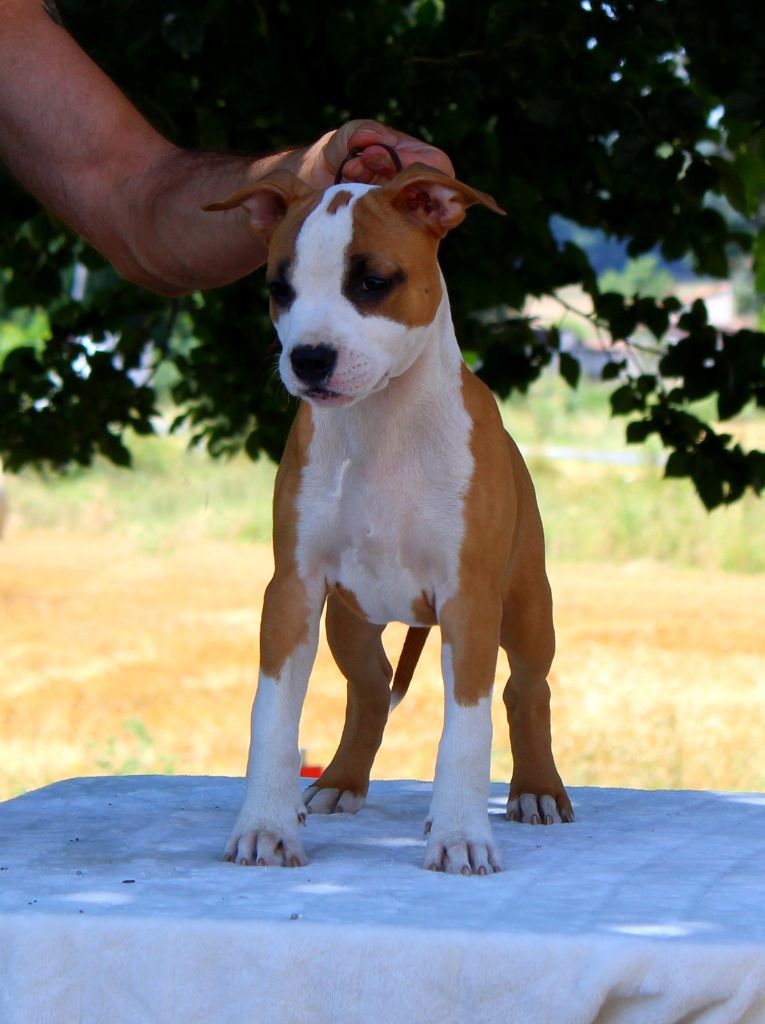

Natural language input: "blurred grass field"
[1,375,764,800]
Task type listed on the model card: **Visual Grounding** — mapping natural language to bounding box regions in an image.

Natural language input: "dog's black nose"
[290,344,337,385]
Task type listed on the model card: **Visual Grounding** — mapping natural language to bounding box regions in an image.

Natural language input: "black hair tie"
[334,144,403,185]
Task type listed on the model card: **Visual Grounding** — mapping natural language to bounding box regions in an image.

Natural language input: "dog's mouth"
[302,385,353,407]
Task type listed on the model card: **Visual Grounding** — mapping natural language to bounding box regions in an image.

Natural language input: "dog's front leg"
[225,575,323,867]
[424,596,503,875]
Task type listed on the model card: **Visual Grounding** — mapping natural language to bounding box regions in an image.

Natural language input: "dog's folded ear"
[203,171,314,243]
[384,163,506,238]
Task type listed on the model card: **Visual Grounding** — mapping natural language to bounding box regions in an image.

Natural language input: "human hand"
[295,119,455,188]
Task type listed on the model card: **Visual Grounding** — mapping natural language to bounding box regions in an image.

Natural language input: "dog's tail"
[389,627,430,711]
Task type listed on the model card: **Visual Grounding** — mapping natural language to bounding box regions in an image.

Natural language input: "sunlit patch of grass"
[89,718,177,776]
[1,537,763,801]
[9,431,276,552]
[6,387,763,573]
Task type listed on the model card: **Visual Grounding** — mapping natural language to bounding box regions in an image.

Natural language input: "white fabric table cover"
[1,777,764,1023]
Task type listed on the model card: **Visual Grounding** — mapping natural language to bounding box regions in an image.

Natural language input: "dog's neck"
[305,287,463,452]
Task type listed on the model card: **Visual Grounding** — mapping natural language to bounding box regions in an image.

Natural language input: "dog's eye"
[361,276,392,293]
[268,280,294,306]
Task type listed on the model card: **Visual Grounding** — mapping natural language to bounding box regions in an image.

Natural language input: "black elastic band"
[333,144,403,185]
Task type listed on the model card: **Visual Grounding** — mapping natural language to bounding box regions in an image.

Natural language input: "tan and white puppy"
[206,165,573,875]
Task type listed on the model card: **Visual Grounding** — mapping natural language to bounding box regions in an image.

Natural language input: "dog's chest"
[294,407,473,626]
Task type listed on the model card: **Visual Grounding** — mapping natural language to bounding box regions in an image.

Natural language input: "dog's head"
[205,165,504,408]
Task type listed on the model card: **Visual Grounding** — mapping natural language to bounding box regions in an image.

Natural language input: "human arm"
[0,0,453,296]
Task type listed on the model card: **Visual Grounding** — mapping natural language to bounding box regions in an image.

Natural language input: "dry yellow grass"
[1,529,764,800]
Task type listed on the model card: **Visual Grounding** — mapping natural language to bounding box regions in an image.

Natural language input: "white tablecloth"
[1,777,765,1023]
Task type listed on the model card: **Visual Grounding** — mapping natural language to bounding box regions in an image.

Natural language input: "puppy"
[206,165,572,874]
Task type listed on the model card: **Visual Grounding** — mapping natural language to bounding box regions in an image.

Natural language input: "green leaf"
[753,232,765,295]
[636,374,657,396]
[0,0,761,510]
[99,433,132,467]
[626,419,653,444]
[665,450,690,478]
[634,297,669,340]
[678,299,709,332]
[601,360,625,381]
[610,384,640,415]
[559,352,580,389]
[692,464,724,511]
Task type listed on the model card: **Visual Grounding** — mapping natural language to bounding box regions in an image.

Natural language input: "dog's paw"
[303,784,366,815]
[422,818,502,876]
[224,828,307,867]
[506,791,575,825]
[224,802,308,867]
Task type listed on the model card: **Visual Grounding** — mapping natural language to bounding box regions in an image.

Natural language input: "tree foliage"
[0,0,763,507]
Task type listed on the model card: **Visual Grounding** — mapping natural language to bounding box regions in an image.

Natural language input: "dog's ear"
[384,163,505,238]
[203,171,314,243]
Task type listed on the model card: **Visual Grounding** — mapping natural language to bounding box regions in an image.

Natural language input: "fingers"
[266,119,454,192]
[316,119,455,187]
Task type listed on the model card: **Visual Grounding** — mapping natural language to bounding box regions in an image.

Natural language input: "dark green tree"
[1,0,763,508]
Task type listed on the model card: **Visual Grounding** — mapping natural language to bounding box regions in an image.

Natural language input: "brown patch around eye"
[344,191,443,326]
[267,258,295,317]
[342,253,406,310]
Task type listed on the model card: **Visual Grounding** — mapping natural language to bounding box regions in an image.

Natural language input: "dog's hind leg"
[303,591,392,815]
